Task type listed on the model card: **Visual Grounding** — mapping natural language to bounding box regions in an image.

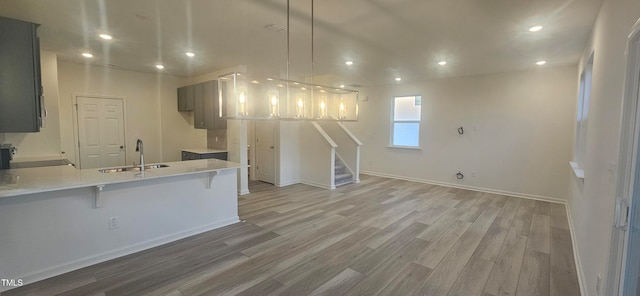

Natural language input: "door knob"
[270,146,274,149]
[120,146,124,149]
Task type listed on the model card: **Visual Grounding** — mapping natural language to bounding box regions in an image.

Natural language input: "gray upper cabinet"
[177,86,193,111]
[178,80,225,130]
[0,16,43,133]
[193,82,205,128]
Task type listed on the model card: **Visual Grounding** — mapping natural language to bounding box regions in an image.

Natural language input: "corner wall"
[344,66,578,201]
[568,1,640,295]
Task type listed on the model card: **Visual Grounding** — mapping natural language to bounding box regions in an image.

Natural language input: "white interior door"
[256,121,276,184]
[77,97,126,169]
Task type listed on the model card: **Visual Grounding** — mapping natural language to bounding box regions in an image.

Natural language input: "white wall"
[1,51,62,159]
[568,1,640,295]
[57,61,205,165]
[278,121,301,186]
[344,66,578,201]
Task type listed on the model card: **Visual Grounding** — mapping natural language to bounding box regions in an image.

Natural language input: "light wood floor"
[2,175,580,296]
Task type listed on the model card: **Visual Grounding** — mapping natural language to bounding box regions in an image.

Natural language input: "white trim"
[361,170,566,204]
[387,145,423,150]
[566,205,587,296]
[0,217,240,293]
[569,162,585,179]
[301,179,336,190]
[276,179,300,187]
[238,189,250,195]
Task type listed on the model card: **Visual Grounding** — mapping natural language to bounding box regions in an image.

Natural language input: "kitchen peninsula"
[0,159,243,291]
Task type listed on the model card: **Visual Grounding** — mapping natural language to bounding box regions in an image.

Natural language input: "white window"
[574,54,594,168]
[391,95,422,147]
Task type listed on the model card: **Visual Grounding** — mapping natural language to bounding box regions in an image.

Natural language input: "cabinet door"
[193,83,206,129]
[203,81,216,129]
[214,80,227,130]
[0,17,42,132]
[177,85,195,112]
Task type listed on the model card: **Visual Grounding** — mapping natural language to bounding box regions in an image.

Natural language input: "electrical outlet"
[109,217,119,230]
[596,273,602,295]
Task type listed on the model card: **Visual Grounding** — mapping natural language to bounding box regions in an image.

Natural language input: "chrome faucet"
[135,139,145,171]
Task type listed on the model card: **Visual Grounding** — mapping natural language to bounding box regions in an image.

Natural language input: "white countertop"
[182,148,227,154]
[0,159,244,198]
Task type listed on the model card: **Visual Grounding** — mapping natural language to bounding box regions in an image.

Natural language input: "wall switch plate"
[109,217,119,230]
[471,171,476,177]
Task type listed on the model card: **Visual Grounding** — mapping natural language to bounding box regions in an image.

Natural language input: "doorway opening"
[248,120,277,188]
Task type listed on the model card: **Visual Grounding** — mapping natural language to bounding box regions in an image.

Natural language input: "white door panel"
[256,121,276,184]
[77,97,126,169]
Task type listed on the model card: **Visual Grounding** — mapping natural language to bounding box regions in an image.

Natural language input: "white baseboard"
[565,205,587,296]
[239,189,250,195]
[301,179,335,190]
[277,179,301,187]
[360,170,566,204]
[3,217,240,293]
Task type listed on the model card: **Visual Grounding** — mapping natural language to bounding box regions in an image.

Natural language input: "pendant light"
[217,0,359,121]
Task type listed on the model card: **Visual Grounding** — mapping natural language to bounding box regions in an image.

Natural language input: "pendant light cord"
[286,0,290,82]
[311,0,314,84]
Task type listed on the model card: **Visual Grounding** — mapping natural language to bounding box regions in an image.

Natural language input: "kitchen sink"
[98,164,170,173]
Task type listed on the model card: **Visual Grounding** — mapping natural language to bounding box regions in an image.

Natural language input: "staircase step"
[335,173,353,186]
[335,164,346,175]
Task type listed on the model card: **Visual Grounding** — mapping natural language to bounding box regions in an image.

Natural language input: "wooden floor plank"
[516,249,550,296]
[550,227,580,296]
[527,213,551,254]
[377,262,432,296]
[414,206,500,296]
[307,268,365,296]
[483,230,528,296]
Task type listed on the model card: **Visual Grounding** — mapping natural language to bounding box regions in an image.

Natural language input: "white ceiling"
[0,0,603,87]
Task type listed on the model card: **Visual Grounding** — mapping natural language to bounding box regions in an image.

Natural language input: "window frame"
[573,53,594,170]
[389,94,423,149]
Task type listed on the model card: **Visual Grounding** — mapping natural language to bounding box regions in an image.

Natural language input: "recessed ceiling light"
[536,60,546,65]
[81,52,93,58]
[251,80,260,84]
[99,34,113,40]
[155,64,165,70]
[345,61,354,66]
[395,77,402,81]
[185,52,195,57]
[266,78,274,81]
[340,85,345,88]
[438,61,447,66]
[529,25,543,32]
